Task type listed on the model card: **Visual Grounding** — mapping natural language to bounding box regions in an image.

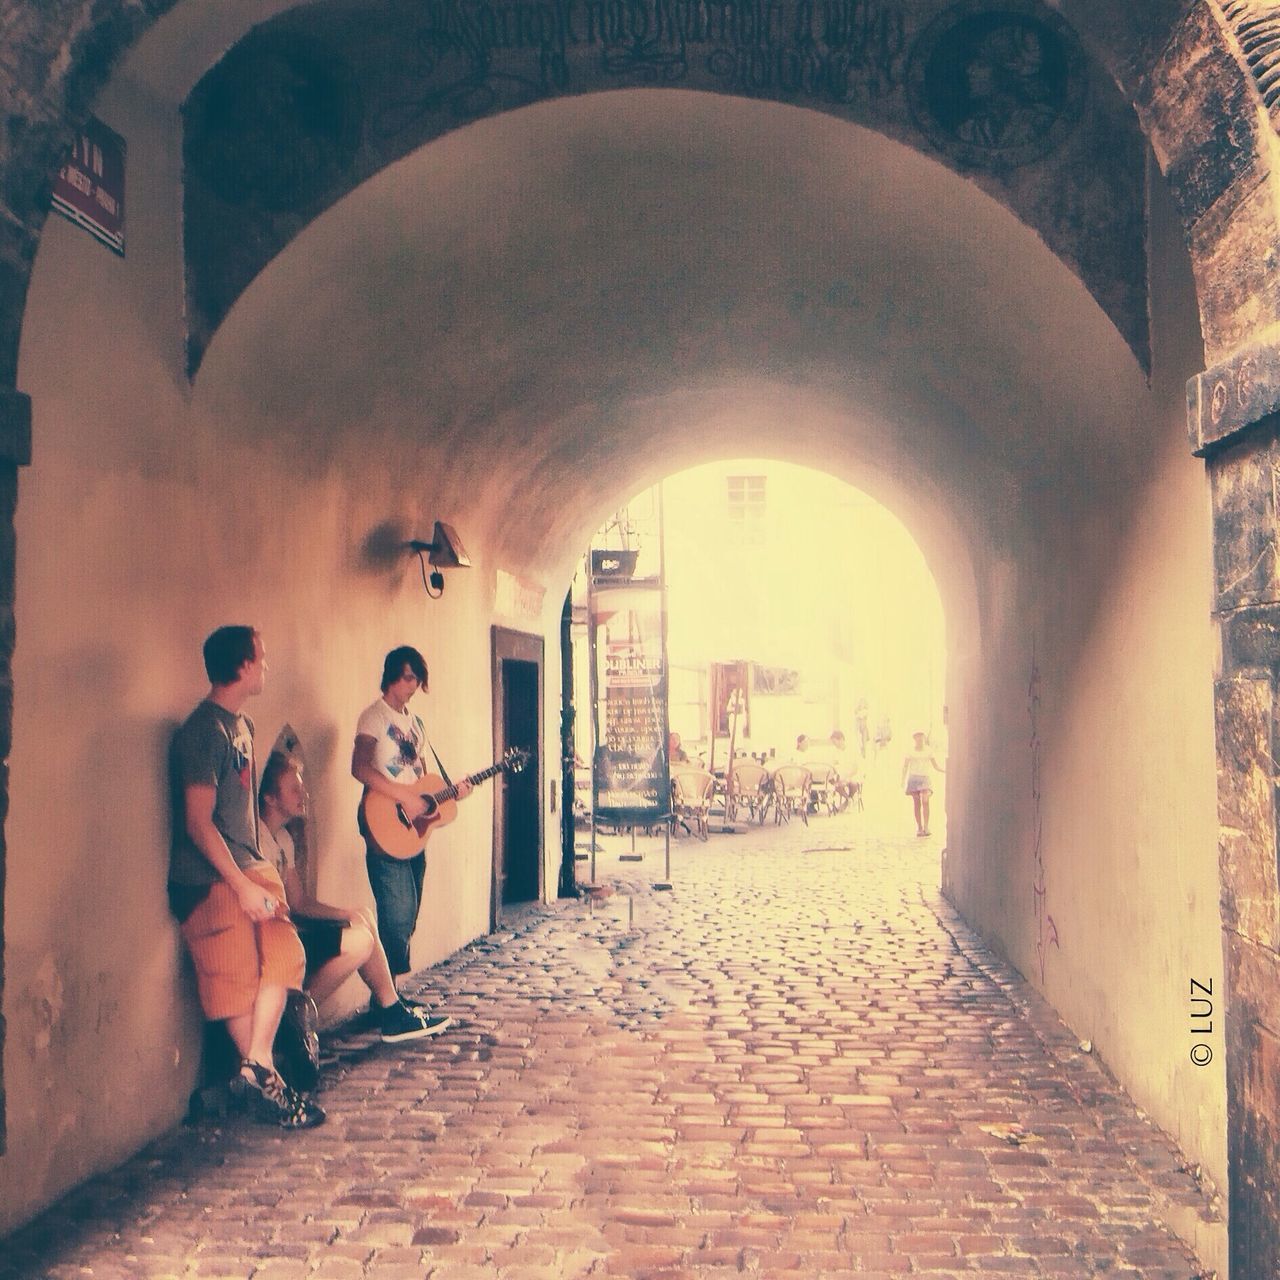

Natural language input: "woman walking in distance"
[901,730,946,837]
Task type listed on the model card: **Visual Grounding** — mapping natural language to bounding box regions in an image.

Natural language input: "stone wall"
[1191,402,1280,1274]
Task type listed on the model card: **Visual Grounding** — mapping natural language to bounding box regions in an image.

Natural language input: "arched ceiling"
[117,0,1151,374]
[190,89,1152,596]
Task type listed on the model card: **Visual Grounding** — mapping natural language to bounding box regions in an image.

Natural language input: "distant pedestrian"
[901,730,945,837]
[874,713,892,756]
[855,699,870,757]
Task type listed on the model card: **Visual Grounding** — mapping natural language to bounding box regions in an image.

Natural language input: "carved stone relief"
[1219,1,1280,126]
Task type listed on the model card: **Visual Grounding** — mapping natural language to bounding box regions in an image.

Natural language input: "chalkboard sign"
[590,548,639,580]
[590,580,669,823]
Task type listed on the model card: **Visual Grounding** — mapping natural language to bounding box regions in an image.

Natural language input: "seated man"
[258,751,447,1043]
[827,730,862,808]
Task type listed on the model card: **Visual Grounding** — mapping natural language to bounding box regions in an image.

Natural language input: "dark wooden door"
[500,659,539,904]
[491,629,543,924]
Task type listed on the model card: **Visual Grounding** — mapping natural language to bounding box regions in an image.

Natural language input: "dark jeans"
[365,847,425,977]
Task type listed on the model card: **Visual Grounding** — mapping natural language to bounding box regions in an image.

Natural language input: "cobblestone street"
[2,811,1220,1278]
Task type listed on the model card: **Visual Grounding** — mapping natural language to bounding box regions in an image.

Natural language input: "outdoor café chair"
[725,761,771,825]
[670,768,715,842]
[808,762,843,815]
[836,770,864,813]
[771,764,811,826]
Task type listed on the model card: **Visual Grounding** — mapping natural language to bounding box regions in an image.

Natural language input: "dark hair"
[381,645,428,692]
[259,751,298,805]
[203,626,258,685]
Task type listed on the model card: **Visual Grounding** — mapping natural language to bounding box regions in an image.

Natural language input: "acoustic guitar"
[360,747,530,859]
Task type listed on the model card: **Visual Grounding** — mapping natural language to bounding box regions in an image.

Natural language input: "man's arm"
[351,733,474,804]
[351,734,429,816]
[184,783,278,922]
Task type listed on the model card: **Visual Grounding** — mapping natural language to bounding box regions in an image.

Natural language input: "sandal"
[230,1059,326,1129]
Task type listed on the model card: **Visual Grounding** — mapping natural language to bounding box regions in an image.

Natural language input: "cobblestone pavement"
[2,813,1220,1278]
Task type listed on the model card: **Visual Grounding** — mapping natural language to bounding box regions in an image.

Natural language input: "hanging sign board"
[590,580,669,823]
[590,548,639,580]
[51,117,126,255]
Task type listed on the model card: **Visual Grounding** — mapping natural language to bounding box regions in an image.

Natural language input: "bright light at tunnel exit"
[586,458,947,765]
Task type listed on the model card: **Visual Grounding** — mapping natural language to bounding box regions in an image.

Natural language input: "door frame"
[490,626,544,930]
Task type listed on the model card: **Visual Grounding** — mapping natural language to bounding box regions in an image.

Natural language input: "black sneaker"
[380,1001,452,1043]
[372,992,427,1015]
[230,1061,326,1129]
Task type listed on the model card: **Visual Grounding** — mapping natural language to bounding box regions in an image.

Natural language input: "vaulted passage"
[3,4,1280,1275]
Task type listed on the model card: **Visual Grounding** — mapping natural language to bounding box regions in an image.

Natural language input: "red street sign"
[52,117,125,255]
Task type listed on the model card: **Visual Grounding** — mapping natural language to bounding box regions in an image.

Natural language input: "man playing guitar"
[352,645,472,1030]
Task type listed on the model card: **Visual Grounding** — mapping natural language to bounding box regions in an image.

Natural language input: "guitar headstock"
[504,747,531,773]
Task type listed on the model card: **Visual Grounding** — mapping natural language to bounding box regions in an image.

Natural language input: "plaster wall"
[940,156,1225,1218]
[0,81,519,1234]
[1038,155,1224,1212]
[1042,438,1222,1189]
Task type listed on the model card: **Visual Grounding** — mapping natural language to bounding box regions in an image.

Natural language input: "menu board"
[590,581,669,822]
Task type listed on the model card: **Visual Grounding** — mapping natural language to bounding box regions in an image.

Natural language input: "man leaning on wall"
[168,625,325,1129]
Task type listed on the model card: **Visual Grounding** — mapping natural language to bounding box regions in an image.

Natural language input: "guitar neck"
[428,760,508,805]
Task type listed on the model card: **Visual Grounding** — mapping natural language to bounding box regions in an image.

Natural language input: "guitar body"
[359,749,529,860]
[361,774,456,860]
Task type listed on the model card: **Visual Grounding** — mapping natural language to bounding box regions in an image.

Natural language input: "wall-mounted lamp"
[408,521,471,599]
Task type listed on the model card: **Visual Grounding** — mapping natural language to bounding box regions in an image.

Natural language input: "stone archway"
[3,3,1280,1274]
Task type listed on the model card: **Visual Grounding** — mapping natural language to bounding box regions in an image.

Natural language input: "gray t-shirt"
[169,700,264,887]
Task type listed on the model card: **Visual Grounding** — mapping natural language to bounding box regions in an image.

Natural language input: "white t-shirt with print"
[260,823,296,878]
[356,696,428,785]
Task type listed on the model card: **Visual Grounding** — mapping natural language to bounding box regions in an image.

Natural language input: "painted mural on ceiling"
[182,0,1147,373]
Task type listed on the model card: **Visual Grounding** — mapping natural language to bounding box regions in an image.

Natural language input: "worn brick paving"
[1,814,1219,1277]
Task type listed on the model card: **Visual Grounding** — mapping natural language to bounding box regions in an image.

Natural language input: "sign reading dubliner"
[52,117,125,256]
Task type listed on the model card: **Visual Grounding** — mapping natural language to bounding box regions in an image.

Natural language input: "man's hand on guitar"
[360,752,525,859]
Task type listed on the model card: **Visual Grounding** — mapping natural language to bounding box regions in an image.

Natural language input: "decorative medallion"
[906,1,1086,169]
[185,32,363,211]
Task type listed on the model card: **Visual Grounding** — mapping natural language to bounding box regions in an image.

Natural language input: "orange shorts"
[179,862,305,1021]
